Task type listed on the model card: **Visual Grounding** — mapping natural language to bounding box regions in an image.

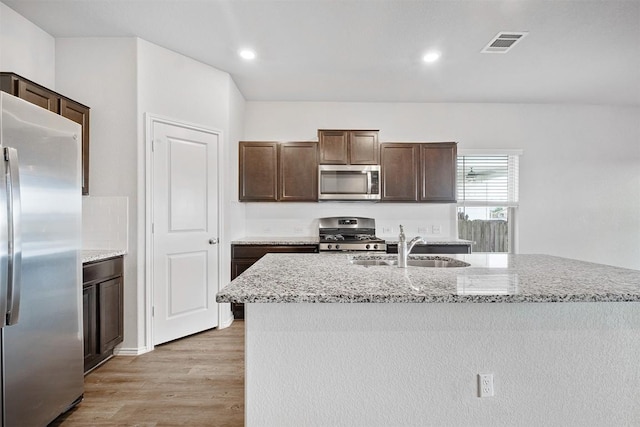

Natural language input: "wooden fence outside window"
[458,219,509,253]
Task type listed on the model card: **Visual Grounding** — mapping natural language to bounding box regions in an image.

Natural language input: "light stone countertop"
[231,236,319,245]
[383,239,473,245]
[216,253,640,304]
[231,237,471,245]
[82,249,127,264]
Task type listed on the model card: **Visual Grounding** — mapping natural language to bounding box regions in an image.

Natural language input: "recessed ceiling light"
[239,49,256,60]
[422,51,441,63]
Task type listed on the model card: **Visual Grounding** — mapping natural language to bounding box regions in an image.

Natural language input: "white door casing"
[150,119,220,345]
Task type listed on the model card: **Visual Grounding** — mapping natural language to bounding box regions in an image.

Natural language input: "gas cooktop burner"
[355,234,376,241]
[318,216,386,252]
[322,234,345,241]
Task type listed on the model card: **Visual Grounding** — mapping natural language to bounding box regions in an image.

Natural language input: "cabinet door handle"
[209,238,219,245]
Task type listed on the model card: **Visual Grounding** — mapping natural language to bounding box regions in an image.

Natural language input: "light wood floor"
[51,320,244,427]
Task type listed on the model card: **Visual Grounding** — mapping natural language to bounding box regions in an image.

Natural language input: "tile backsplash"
[82,196,128,250]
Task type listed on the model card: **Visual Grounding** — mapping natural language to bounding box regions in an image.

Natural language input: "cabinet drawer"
[83,257,124,286]
[232,244,318,259]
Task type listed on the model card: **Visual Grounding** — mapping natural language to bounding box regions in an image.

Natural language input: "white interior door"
[151,120,219,345]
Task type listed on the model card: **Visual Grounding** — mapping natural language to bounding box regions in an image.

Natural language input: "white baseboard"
[114,346,152,356]
[219,315,234,329]
[114,314,235,356]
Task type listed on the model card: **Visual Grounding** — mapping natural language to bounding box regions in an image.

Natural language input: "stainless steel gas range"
[318,217,386,252]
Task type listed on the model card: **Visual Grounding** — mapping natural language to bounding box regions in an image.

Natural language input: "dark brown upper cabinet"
[420,142,457,202]
[380,142,457,203]
[239,141,279,201]
[318,129,379,165]
[279,142,318,201]
[17,79,60,113]
[239,141,318,202]
[60,98,90,195]
[1,72,91,194]
[380,143,419,202]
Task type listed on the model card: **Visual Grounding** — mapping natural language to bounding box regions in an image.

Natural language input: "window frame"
[456,149,522,254]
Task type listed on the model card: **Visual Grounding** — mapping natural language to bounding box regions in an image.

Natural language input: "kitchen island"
[217,253,640,426]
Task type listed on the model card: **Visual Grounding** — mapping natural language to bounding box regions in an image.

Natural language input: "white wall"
[226,77,247,240]
[0,2,55,87]
[136,38,245,334]
[82,196,129,250]
[244,202,455,241]
[137,39,231,130]
[247,302,640,426]
[55,37,139,348]
[244,102,640,270]
[54,38,246,351]
[54,37,245,352]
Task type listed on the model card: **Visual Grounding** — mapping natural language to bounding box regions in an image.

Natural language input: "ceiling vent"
[481,32,528,53]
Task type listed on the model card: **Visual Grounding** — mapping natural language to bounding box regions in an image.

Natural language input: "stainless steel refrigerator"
[0,92,83,426]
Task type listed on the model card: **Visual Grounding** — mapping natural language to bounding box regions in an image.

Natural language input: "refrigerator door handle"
[5,147,22,326]
[0,147,8,327]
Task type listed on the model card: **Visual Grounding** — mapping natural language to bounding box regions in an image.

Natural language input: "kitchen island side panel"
[245,302,640,427]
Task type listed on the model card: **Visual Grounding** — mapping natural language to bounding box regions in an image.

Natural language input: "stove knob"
[373,244,378,250]
[366,244,370,250]
[335,244,340,250]
[327,244,333,250]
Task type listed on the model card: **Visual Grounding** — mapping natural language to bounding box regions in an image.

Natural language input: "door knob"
[209,238,219,245]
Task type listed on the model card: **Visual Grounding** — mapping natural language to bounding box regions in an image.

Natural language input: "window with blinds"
[457,154,519,207]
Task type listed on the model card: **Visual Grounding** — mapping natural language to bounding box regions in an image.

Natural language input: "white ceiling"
[5,0,640,105]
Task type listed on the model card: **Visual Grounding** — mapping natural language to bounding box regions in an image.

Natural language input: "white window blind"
[457,153,520,207]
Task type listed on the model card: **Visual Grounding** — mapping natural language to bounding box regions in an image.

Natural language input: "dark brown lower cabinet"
[83,256,124,373]
[230,244,319,318]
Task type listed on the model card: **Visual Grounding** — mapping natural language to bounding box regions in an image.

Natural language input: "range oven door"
[318,165,380,201]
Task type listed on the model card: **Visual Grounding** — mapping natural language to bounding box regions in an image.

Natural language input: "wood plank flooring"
[51,320,244,427]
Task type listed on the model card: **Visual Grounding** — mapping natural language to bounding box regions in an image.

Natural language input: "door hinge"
[151,139,155,152]
[152,306,155,317]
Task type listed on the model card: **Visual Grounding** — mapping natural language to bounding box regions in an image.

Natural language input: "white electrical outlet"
[478,374,494,397]
[432,225,442,235]
[418,227,428,234]
[293,226,303,233]
[382,226,393,235]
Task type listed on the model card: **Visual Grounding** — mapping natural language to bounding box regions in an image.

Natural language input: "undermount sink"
[349,259,396,267]
[403,259,470,268]
[349,257,470,268]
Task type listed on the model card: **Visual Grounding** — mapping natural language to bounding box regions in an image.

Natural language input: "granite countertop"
[232,236,319,245]
[231,236,470,245]
[383,239,473,245]
[82,249,127,264]
[216,253,640,304]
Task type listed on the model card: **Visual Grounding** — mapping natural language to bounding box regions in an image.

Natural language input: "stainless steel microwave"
[318,165,381,201]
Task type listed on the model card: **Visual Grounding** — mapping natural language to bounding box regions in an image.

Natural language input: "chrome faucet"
[398,225,426,268]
